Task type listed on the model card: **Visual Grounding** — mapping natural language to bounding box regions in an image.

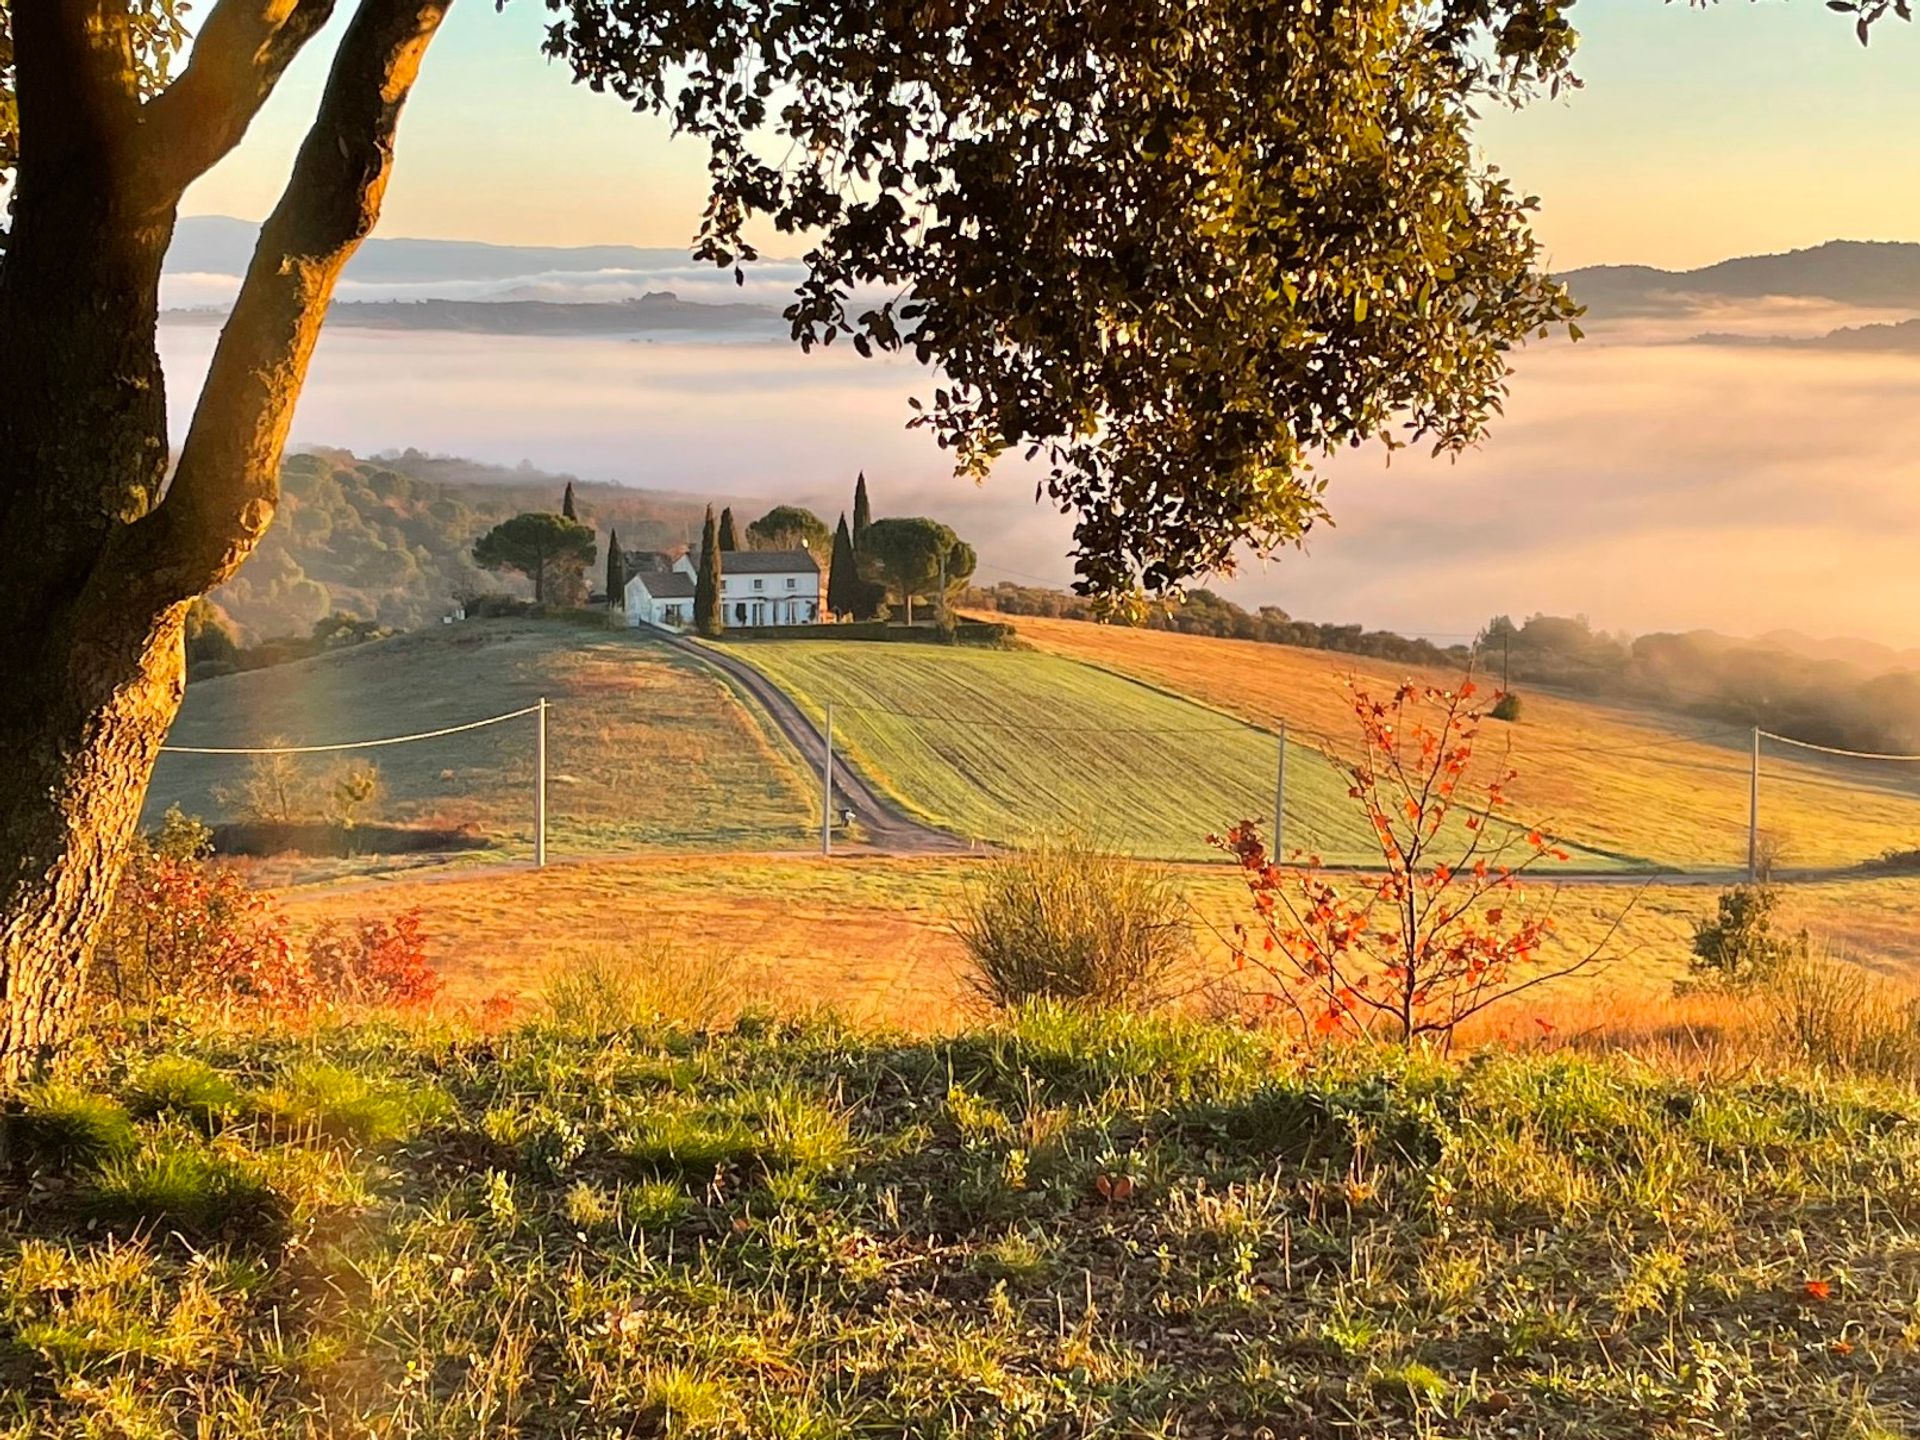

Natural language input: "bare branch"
[115,0,452,606]
[136,0,342,201]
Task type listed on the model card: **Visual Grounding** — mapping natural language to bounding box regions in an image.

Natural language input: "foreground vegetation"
[6,1002,1920,1437]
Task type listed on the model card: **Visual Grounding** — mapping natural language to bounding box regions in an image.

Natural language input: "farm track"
[663,634,974,856]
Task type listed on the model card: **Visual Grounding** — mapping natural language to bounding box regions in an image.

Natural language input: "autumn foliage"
[92,816,439,1016]
[1212,678,1616,1046]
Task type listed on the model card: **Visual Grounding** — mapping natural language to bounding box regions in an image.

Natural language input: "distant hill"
[168,215,698,286]
[1565,240,1920,317]
[207,449,723,642]
[1693,316,1920,353]
[163,294,781,337]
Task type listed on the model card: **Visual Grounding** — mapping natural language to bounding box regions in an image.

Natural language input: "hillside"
[1565,239,1920,316]
[149,623,818,858]
[207,450,712,641]
[1002,614,1920,873]
[717,640,1620,868]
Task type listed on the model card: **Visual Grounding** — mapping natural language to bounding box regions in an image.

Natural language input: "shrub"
[1759,948,1920,1078]
[1490,691,1522,722]
[542,943,743,1037]
[1213,677,1618,1046]
[306,910,441,1008]
[956,834,1193,1010]
[90,841,305,1013]
[1687,884,1806,992]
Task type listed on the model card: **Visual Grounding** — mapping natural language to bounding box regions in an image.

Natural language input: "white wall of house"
[653,551,824,628]
[623,572,695,629]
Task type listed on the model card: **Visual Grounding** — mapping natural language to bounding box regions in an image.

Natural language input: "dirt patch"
[211,821,493,859]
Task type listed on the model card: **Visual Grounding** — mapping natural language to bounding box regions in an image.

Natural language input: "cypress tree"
[718,506,740,551]
[562,481,578,520]
[695,507,725,637]
[852,471,873,545]
[605,528,627,610]
[827,512,858,620]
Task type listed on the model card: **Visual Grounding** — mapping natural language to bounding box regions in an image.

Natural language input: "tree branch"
[114,0,452,608]
[135,0,341,202]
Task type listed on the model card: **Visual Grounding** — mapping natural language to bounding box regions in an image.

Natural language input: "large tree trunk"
[0,604,186,1073]
[0,0,452,1079]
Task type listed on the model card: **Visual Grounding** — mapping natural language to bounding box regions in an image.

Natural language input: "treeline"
[1485,614,1920,754]
[965,581,1920,754]
[963,582,1471,667]
[205,450,705,642]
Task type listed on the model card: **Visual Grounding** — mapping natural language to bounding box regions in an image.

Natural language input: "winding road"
[663,634,974,855]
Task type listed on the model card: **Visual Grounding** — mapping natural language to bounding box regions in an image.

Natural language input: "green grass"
[147,620,818,860]
[722,639,1624,867]
[8,1008,1920,1435]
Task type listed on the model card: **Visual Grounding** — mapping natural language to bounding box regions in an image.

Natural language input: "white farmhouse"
[623,547,823,629]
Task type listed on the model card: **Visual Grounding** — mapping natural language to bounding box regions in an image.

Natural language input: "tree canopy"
[472,513,596,604]
[547,0,1592,596]
[861,517,965,625]
[746,505,831,554]
[717,507,740,552]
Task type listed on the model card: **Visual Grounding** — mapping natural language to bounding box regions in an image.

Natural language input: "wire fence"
[143,660,1920,883]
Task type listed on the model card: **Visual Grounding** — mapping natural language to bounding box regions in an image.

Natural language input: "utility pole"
[1748,725,1760,882]
[1502,632,1510,694]
[937,549,948,629]
[535,697,548,868]
[1274,720,1288,863]
[822,701,834,857]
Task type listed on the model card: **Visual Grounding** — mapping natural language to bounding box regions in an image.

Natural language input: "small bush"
[1687,884,1806,992]
[1490,692,1522,722]
[542,942,743,1037]
[1760,948,1920,1078]
[957,834,1193,1011]
[90,842,303,1013]
[306,910,441,1008]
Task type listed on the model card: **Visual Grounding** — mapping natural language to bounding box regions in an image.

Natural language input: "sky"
[162,4,1920,648]
[181,2,1920,272]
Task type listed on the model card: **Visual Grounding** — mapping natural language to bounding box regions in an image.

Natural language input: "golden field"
[270,850,1920,1034]
[1003,613,1920,872]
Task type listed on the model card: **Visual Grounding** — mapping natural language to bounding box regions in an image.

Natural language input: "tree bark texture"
[0,0,451,1079]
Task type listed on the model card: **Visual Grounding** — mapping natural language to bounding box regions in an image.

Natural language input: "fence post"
[822,701,834,857]
[1274,719,1288,864]
[1747,725,1759,882]
[535,697,548,869]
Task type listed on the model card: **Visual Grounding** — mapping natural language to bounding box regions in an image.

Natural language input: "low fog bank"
[158,304,1920,650]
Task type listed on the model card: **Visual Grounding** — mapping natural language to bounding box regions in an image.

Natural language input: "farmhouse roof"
[705,547,820,575]
[633,571,696,599]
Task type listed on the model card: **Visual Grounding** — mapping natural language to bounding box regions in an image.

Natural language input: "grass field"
[13,1008,1920,1436]
[150,622,819,857]
[270,849,1920,1033]
[719,639,1623,867]
[1004,614,1920,873]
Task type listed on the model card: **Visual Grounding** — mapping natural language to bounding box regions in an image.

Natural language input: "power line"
[1760,730,1920,764]
[160,704,544,756]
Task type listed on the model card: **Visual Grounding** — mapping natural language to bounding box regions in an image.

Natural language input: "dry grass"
[271,849,1920,1036]
[151,621,820,859]
[1005,613,1920,872]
